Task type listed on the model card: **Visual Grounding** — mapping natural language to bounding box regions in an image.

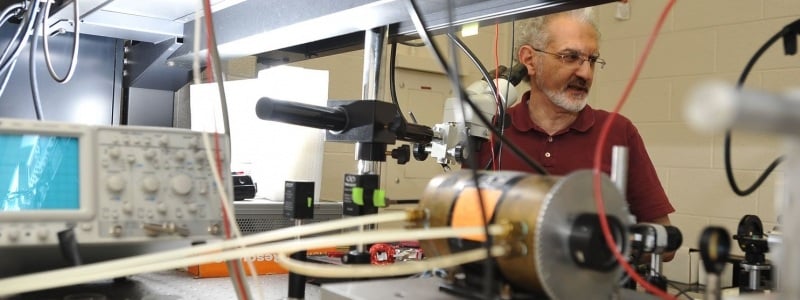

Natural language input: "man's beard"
[535,75,588,113]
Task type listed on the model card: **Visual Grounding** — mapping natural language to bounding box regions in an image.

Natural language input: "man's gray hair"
[514,8,600,57]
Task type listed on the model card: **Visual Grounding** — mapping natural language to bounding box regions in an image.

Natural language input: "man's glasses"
[532,48,606,69]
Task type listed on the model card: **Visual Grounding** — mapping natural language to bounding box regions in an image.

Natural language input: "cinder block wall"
[590,1,799,281]
[269,0,799,283]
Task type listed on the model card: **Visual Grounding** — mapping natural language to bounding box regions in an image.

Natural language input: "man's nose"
[575,60,594,80]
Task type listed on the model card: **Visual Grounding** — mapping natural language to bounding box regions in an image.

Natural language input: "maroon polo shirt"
[477,92,674,222]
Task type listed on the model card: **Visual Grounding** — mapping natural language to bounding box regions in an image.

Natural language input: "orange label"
[187,247,338,278]
[451,187,501,242]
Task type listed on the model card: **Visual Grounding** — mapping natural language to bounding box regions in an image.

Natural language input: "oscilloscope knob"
[37,229,49,241]
[175,150,187,162]
[171,174,192,195]
[158,135,169,147]
[106,175,126,192]
[108,147,121,159]
[7,229,20,242]
[194,150,206,162]
[142,176,160,193]
[144,149,158,160]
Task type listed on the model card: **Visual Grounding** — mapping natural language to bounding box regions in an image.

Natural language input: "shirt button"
[547,136,553,142]
[545,152,551,158]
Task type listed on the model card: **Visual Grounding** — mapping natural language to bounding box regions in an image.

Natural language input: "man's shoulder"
[587,106,635,127]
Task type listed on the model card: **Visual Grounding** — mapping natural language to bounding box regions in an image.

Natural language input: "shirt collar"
[510,91,596,134]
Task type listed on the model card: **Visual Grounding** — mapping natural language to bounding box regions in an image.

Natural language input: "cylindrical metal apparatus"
[417,170,634,300]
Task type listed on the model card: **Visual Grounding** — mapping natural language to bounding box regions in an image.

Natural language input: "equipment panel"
[0,119,229,246]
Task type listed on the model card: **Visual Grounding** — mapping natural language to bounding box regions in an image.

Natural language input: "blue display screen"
[0,134,80,211]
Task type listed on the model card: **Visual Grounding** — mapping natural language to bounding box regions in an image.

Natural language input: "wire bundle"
[0,0,82,120]
[0,212,506,296]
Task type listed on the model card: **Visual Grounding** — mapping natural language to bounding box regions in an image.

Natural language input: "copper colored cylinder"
[416,171,558,293]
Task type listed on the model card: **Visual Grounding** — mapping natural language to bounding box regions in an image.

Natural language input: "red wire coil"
[369,243,396,265]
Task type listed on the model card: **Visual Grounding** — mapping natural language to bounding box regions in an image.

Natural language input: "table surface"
[13,270,322,300]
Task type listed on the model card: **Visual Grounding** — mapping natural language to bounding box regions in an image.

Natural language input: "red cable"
[592,1,677,299]
[202,0,249,298]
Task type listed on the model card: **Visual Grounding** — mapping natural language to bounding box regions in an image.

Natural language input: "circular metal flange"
[534,170,634,300]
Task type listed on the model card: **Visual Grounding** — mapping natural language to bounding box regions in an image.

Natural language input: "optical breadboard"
[0,118,231,247]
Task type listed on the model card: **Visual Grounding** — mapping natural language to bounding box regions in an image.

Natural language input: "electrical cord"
[723,20,800,196]
[496,20,516,169]
[492,23,501,171]
[0,212,410,297]
[638,262,696,299]
[200,0,255,299]
[404,1,495,299]
[445,33,506,172]
[0,0,40,79]
[402,1,547,176]
[0,2,25,60]
[399,40,425,47]
[202,132,260,300]
[592,1,677,299]
[446,16,495,300]
[202,0,231,138]
[0,3,25,98]
[0,2,29,68]
[389,41,405,119]
[0,222,496,296]
[445,33,504,121]
[0,59,17,98]
[28,0,45,120]
[276,246,506,278]
[42,0,80,83]
[666,281,696,300]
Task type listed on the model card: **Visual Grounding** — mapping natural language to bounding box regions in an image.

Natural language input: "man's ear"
[518,45,536,77]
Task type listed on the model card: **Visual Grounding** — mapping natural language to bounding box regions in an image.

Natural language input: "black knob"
[665,225,683,252]
[412,143,428,161]
[453,144,466,162]
[699,227,731,275]
[391,145,411,165]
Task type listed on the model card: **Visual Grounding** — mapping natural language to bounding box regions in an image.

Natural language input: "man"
[476,9,675,259]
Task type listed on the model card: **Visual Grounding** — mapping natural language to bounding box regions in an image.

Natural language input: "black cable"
[402,0,547,176]
[666,281,696,300]
[723,20,800,196]
[634,260,696,299]
[445,33,504,122]
[496,20,517,168]
[399,40,426,47]
[57,228,82,266]
[447,33,511,170]
[441,3,494,300]
[389,41,406,119]
[445,33,509,172]
[404,1,494,299]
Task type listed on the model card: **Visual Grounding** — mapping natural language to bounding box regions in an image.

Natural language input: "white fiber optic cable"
[201,132,244,240]
[0,225,503,296]
[0,211,410,295]
[41,0,80,83]
[276,246,506,278]
[201,131,262,300]
[0,3,25,59]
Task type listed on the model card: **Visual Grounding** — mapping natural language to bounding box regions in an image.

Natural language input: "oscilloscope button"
[142,176,160,193]
[106,175,126,192]
[171,175,192,195]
